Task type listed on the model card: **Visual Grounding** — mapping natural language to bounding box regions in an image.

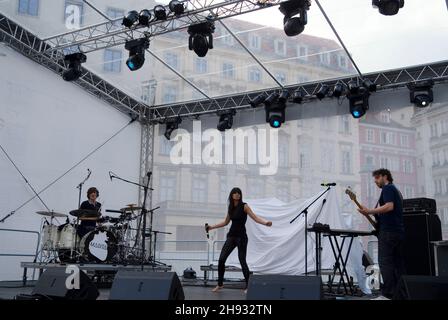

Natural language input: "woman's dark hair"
[227,187,243,217]
[87,187,99,198]
[372,168,394,183]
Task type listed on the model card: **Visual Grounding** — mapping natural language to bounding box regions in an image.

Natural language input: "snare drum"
[80,229,117,263]
[57,224,79,249]
[42,224,59,250]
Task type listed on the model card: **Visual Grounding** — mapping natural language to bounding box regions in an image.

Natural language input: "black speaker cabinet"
[109,271,184,300]
[32,267,99,300]
[403,213,442,276]
[246,275,323,300]
[393,276,448,300]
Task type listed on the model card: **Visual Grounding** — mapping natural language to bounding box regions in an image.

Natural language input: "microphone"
[147,171,152,178]
[205,223,210,239]
[321,182,336,187]
[109,171,114,181]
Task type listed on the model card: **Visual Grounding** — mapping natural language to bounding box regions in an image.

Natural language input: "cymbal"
[36,211,67,218]
[69,209,100,218]
[120,206,142,212]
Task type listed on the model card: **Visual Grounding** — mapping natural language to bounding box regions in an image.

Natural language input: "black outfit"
[218,202,250,287]
[78,200,101,237]
[375,183,406,298]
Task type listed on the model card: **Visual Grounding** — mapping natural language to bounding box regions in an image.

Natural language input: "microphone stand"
[110,172,154,270]
[290,185,333,275]
[72,169,91,261]
[76,169,91,209]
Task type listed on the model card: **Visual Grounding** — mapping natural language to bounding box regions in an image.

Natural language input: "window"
[319,51,331,65]
[443,209,448,226]
[106,7,125,28]
[400,134,409,147]
[404,186,414,198]
[339,55,348,69]
[299,144,311,170]
[164,52,179,70]
[192,173,208,203]
[435,179,442,195]
[103,49,122,73]
[339,115,351,134]
[366,155,375,166]
[248,34,261,50]
[163,85,177,103]
[248,67,262,83]
[430,123,439,138]
[159,138,174,156]
[366,129,375,143]
[380,112,391,123]
[320,141,335,173]
[432,151,440,166]
[64,1,84,28]
[220,29,234,45]
[278,136,289,167]
[219,175,228,203]
[141,80,156,104]
[380,131,395,145]
[274,39,286,56]
[441,119,448,135]
[18,0,39,16]
[222,62,234,79]
[341,145,352,174]
[380,156,389,169]
[403,159,413,174]
[297,45,308,60]
[159,173,176,201]
[194,57,207,74]
[275,72,286,85]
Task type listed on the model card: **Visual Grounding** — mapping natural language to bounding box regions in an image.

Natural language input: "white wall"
[0,43,141,280]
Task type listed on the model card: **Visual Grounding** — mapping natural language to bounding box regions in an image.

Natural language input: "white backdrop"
[0,43,141,280]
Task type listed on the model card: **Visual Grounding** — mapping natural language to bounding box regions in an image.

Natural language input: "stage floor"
[0,280,377,300]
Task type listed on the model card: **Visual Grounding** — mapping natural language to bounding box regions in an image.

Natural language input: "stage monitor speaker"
[32,267,99,300]
[393,276,448,300]
[109,271,184,300]
[246,275,323,300]
[403,213,442,276]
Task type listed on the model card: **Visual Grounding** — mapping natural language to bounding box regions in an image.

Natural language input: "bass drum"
[80,229,117,263]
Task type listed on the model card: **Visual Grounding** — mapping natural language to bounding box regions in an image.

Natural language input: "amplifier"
[403,198,436,214]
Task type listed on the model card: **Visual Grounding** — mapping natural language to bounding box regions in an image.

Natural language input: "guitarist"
[357,168,405,299]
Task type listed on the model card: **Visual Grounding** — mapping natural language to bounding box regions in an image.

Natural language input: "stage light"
[279,0,311,37]
[278,90,290,103]
[408,80,434,108]
[125,38,150,71]
[363,78,377,92]
[217,110,236,132]
[122,10,139,28]
[372,0,404,16]
[164,117,182,140]
[188,20,215,57]
[332,83,346,98]
[264,93,286,128]
[316,84,330,100]
[249,93,267,108]
[154,5,167,20]
[169,0,185,15]
[349,87,370,119]
[138,9,152,26]
[62,52,86,81]
[348,80,360,94]
[292,89,304,103]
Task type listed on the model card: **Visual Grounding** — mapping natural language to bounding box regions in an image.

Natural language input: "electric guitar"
[345,188,378,230]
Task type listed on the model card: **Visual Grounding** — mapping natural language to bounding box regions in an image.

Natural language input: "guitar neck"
[352,199,377,229]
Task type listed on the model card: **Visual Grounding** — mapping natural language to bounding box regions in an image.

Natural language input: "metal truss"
[149,60,448,122]
[0,13,147,118]
[42,0,284,56]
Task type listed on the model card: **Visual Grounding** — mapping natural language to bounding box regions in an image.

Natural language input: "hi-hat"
[36,211,67,218]
[120,205,142,212]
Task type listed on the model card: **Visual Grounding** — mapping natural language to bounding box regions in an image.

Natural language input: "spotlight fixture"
[187,19,216,57]
[264,92,286,128]
[279,0,311,37]
[154,5,167,21]
[138,9,152,26]
[278,90,290,103]
[122,10,139,28]
[62,52,86,81]
[316,84,330,100]
[169,0,185,15]
[348,80,360,94]
[348,87,370,119]
[332,82,346,98]
[125,38,150,71]
[217,110,236,132]
[408,80,434,108]
[249,93,267,108]
[363,78,377,92]
[292,88,304,104]
[164,117,182,140]
[372,0,404,16]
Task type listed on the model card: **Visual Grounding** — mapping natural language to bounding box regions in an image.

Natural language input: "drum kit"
[37,204,145,264]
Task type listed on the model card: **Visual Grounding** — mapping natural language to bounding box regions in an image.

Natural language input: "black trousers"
[218,235,250,287]
[378,231,406,298]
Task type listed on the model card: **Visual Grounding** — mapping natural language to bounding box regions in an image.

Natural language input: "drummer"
[78,187,102,237]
